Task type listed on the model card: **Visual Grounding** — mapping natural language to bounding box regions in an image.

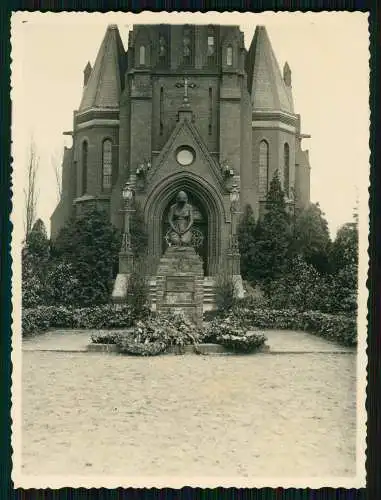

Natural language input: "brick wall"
[74,125,119,198]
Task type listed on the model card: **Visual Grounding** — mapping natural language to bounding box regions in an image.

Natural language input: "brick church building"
[51,23,311,287]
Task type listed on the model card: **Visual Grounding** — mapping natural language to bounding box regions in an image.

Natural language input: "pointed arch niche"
[226,45,233,66]
[139,45,146,66]
[284,143,290,197]
[258,140,269,199]
[134,27,151,68]
[102,139,113,191]
[81,140,88,195]
[144,173,226,276]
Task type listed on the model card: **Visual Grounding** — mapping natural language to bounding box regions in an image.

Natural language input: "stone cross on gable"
[175,75,197,106]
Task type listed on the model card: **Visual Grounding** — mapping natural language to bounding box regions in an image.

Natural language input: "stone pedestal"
[118,250,134,274]
[155,246,204,326]
[111,250,134,302]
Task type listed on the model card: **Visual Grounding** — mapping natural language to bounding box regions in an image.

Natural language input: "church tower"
[51,24,126,237]
[245,26,310,216]
[51,23,311,298]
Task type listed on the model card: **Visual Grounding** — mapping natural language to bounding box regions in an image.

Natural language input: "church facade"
[51,23,311,280]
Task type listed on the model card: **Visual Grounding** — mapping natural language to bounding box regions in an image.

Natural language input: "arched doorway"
[162,192,208,274]
[144,173,226,277]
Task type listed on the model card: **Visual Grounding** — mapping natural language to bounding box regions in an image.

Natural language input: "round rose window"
[176,146,195,166]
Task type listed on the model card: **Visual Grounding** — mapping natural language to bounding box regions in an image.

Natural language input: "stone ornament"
[136,158,151,177]
[183,28,192,58]
[221,159,235,178]
[158,35,167,58]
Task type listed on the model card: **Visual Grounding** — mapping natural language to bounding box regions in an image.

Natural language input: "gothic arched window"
[183,25,193,65]
[102,139,112,190]
[226,45,233,66]
[81,140,88,195]
[207,26,215,57]
[284,143,290,197]
[139,45,146,66]
[259,140,269,199]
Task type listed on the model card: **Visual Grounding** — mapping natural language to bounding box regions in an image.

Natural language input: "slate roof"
[79,24,126,112]
[245,26,294,114]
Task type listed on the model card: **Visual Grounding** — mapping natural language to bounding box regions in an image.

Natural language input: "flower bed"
[203,316,267,353]
[91,312,204,356]
[90,313,267,355]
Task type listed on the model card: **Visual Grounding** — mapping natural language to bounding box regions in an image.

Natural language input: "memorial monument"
[155,190,204,326]
[50,23,312,310]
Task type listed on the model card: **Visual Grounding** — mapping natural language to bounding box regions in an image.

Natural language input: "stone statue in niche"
[168,191,194,246]
[158,34,167,58]
[183,28,192,58]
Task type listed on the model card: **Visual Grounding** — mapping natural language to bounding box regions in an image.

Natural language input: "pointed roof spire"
[83,61,92,86]
[79,24,126,112]
[283,62,292,87]
[245,26,294,114]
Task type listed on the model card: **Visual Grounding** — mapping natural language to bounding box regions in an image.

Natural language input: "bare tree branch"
[23,139,39,240]
[51,151,63,201]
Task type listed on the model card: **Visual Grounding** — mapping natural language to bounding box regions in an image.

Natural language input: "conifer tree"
[23,218,50,265]
[53,208,120,305]
[22,218,50,307]
[253,170,292,283]
[292,202,332,273]
[237,204,257,281]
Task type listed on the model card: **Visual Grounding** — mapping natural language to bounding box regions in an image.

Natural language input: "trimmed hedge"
[22,304,140,337]
[23,304,357,348]
[229,307,357,347]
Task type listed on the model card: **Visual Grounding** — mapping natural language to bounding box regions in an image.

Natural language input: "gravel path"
[22,351,356,478]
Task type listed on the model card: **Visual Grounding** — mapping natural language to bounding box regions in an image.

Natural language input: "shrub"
[228,307,357,347]
[126,258,151,317]
[262,255,358,316]
[70,304,139,329]
[215,273,235,312]
[22,263,45,308]
[291,203,332,274]
[22,307,53,337]
[52,208,120,306]
[297,310,357,346]
[326,264,358,314]
[235,289,270,310]
[264,256,326,312]
[22,304,143,337]
[44,262,80,306]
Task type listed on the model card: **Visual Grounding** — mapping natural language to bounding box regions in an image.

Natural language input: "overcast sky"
[11,11,369,241]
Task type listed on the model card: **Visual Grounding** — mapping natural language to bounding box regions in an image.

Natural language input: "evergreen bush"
[228,307,356,346]
[215,272,235,312]
[52,208,120,306]
[22,219,51,308]
[22,304,141,337]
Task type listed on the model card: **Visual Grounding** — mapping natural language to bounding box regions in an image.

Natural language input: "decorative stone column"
[228,184,244,298]
[112,182,135,302]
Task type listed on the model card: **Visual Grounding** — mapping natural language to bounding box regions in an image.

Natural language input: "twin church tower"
[51,23,311,278]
